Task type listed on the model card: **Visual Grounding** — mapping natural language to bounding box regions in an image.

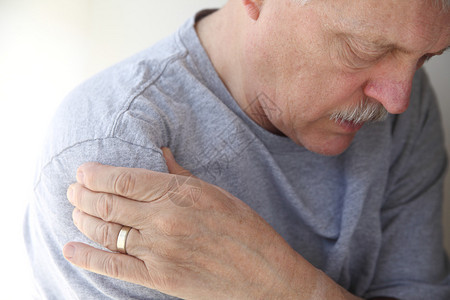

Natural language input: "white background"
[0,1,449,298]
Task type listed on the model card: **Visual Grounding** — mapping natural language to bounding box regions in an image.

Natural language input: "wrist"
[309,270,363,300]
[275,251,362,300]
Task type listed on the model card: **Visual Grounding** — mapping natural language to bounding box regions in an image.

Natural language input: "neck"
[195,1,283,135]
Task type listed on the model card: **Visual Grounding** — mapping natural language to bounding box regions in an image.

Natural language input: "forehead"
[317,0,450,53]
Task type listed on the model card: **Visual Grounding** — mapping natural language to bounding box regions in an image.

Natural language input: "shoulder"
[38,32,190,170]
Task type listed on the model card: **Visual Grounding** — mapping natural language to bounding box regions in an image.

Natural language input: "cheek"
[274,73,367,135]
[287,72,363,114]
[317,71,368,107]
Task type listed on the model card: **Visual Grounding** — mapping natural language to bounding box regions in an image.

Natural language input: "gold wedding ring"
[117,226,132,254]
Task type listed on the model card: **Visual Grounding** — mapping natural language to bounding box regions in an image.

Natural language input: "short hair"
[293,0,449,11]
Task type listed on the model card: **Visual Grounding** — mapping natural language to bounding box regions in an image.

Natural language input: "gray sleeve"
[363,71,450,299]
[24,138,180,299]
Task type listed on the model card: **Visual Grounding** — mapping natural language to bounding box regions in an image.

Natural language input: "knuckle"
[96,193,114,221]
[96,222,114,249]
[103,255,121,278]
[113,171,136,196]
[82,249,93,270]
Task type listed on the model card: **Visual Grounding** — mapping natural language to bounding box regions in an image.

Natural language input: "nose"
[363,62,416,115]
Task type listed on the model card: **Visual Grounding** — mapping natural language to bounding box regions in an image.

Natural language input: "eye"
[338,38,387,70]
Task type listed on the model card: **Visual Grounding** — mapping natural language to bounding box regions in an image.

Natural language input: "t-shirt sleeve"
[363,70,450,299]
[24,138,181,299]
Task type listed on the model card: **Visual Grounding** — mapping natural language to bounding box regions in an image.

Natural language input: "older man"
[25,0,450,299]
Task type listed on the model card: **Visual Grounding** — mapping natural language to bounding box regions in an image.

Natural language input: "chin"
[302,135,355,156]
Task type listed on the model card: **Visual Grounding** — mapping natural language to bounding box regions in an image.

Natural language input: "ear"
[242,0,263,20]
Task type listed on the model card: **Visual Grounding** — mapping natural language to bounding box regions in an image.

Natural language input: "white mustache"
[330,98,388,124]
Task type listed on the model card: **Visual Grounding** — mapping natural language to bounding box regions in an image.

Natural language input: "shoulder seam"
[34,136,162,191]
[109,49,188,137]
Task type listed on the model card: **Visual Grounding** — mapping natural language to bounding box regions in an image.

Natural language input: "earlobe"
[242,0,262,20]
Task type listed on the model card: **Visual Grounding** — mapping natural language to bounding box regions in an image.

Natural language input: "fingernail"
[67,186,74,203]
[77,170,84,184]
[63,245,75,259]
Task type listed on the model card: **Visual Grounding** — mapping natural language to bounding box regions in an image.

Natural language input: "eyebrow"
[342,32,450,56]
[343,33,411,53]
[439,46,450,54]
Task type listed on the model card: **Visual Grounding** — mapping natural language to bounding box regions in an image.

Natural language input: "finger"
[76,162,173,201]
[72,208,142,253]
[68,183,154,228]
[161,147,194,177]
[63,242,153,288]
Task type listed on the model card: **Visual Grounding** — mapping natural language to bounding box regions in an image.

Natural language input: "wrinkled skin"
[199,0,450,155]
[64,148,359,299]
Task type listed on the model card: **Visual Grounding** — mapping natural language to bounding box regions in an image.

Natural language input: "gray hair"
[329,97,388,125]
[293,0,449,11]
[436,0,450,8]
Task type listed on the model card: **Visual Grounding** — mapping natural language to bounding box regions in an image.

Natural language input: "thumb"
[161,147,193,177]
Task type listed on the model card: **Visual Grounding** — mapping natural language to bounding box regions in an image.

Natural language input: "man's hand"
[63,147,361,299]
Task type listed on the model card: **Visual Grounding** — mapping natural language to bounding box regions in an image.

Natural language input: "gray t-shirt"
[24,11,450,299]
